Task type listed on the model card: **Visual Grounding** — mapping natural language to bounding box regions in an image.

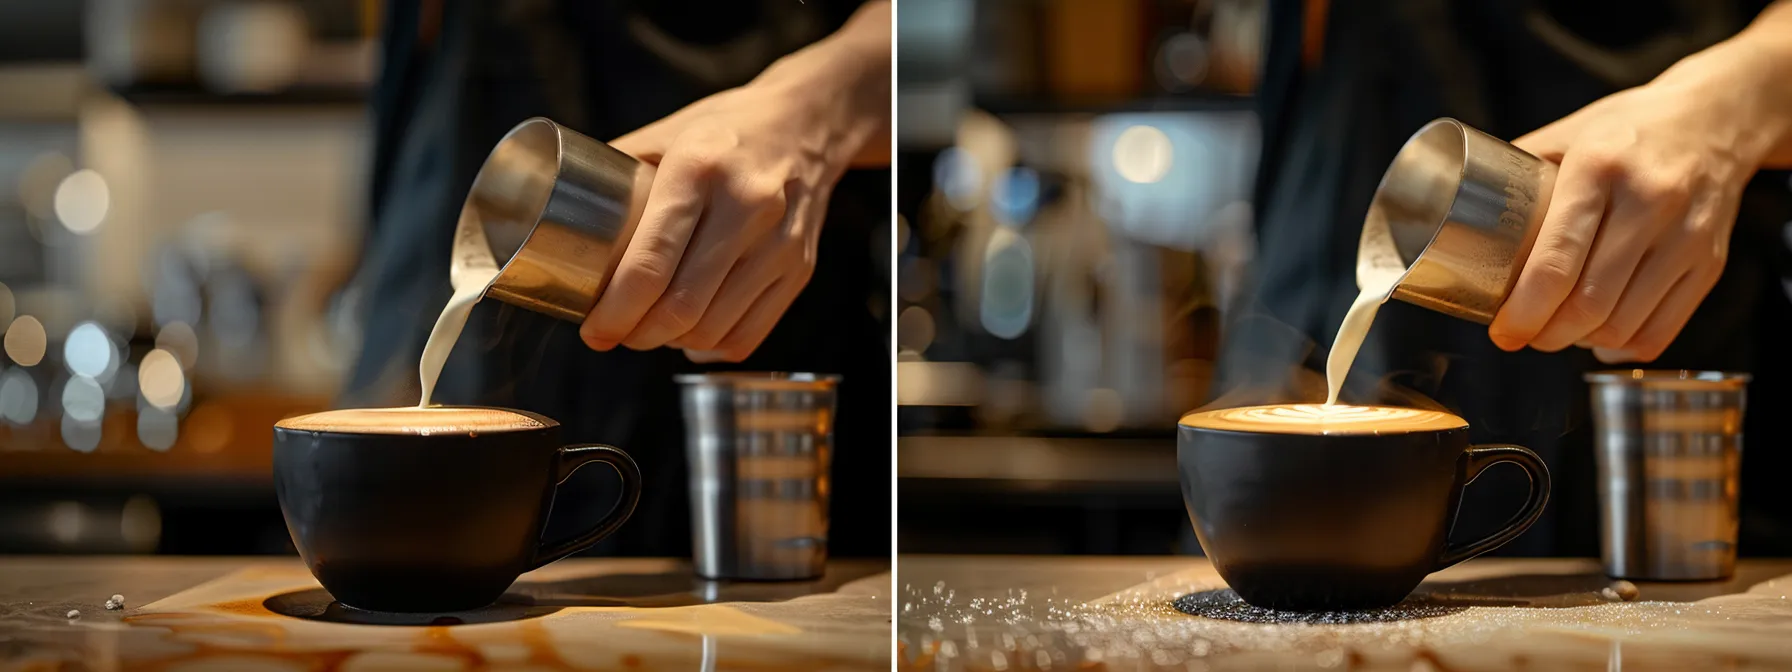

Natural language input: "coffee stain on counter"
[97,563,889,671]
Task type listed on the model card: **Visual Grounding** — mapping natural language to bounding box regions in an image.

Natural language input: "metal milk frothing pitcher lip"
[1361,117,1556,324]
[462,117,654,322]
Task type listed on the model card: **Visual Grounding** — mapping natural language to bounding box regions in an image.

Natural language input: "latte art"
[1181,404,1467,435]
[277,407,552,436]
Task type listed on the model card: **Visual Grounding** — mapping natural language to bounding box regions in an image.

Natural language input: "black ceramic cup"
[1178,411,1550,611]
[272,407,641,612]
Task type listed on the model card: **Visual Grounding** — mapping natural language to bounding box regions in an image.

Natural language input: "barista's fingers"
[1609,262,1723,363]
[666,236,785,352]
[580,154,708,351]
[622,177,786,351]
[1488,151,1611,351]
[1582,249,1687,351]
[1528,175,1683,352]
[684,272,806,364]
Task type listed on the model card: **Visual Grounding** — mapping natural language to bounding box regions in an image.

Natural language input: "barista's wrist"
[749,2,891,170]
[1659,10,1792,168]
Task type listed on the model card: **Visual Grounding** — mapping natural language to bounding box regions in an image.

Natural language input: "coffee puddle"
[77,564,892,671]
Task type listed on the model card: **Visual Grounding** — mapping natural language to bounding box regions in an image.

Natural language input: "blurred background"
[895,0,1267,554]
[0,0,376,555]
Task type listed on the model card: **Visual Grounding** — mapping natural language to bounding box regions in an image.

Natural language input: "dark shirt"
[348,0,890,557]
[1238,0,1792,555]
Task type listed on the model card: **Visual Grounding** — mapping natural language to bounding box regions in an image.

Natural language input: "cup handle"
[1435,444,1552,570]
[529,444,643,570]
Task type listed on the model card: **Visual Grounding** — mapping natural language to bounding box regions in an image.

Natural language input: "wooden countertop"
[0,556,892,670]
[897,555,1792,671]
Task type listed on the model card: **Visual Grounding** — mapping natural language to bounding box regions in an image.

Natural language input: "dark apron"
[1234,0,1792,555]
[344,0,890,557]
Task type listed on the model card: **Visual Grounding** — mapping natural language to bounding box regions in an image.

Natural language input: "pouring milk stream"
[1324,207,1408,407]
[417,208,503,407]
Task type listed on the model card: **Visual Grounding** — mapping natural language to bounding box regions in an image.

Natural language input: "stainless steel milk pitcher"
[1360,118,1558,324]
[461,117,656,322]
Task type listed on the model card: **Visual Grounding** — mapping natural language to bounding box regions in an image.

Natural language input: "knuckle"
[651,289,704,333]
[610,261,671,301]
[1626,172,1690,209]
[1578,148,1626,180]
[1526,250,1582,290]
[1565,282,1617,319]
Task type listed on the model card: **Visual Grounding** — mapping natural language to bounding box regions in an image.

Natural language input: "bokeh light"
[47,501,86,544]
[1154,32,1210,91]
[4,315,47,366]
[53,169,110,235]
[137,407,179,452]
[991,167,1041,226]
[155,322,200,371]
[0,282,14,328]
[933,147,981,211]
[1112,125,1174,184]
[60,415,101,453]
[897,306,937,354]
[978,230,1035,340]
[61,376,105,422]
[64,322,115,379]
[0,368,38,425]
[138,349,185,409]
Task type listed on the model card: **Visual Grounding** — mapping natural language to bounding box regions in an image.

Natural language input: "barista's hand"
[576,2,889,363]
[1489,34,1792,363]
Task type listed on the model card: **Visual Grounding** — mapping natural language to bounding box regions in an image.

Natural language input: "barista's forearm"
[1662,0,1792,167]
[752,0,892,169]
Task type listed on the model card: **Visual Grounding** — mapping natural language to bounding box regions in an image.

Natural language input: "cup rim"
[273,405,559,437]
[1176,422,1470,438]
[1583,369,1750,388]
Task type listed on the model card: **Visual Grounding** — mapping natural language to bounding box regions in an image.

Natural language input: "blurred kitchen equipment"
[677,372,838,581]
[1587,370,1748,581]
[463,117,653,323]
[1359,118,1557,324]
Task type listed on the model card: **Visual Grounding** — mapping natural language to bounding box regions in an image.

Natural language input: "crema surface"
[277,407,551,436]
[1181,404,1467,435]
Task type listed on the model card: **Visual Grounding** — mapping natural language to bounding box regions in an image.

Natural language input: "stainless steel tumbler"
[677,372,840,580]
[1359,118,1558,324]
[1587,370,1749,581]
[462,117,655,322]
